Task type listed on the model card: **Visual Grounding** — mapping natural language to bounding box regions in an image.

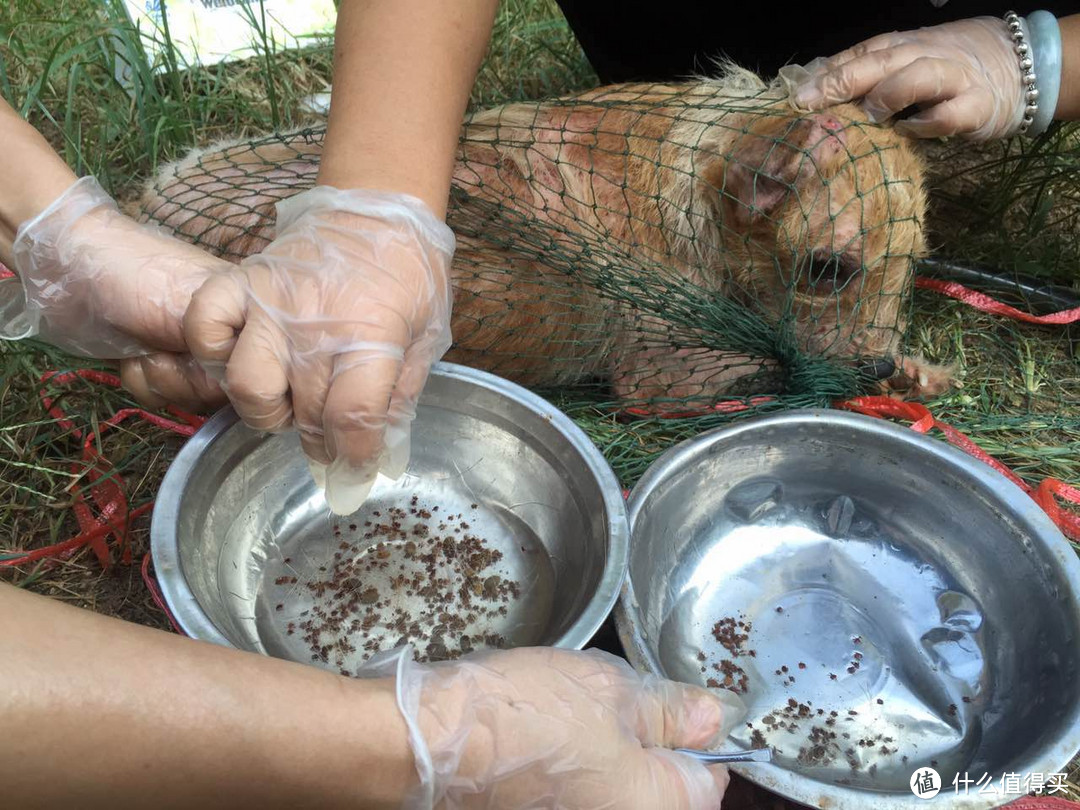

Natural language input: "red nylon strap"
[4,371,204,581]
[26,370,206,568]
[915,277,1080,325]
[141,552,187,635]
[3,370,206,632]
[621,396,776,420]
[614,275,1080,539]
[1006,798,1080,809]
[840,396,1080,543]
[0,503,153,568]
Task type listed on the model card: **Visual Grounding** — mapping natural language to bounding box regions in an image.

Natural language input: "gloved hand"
[182,187,455,516]
[121,352,228,413]
[784,17,1024,140]
[0,175,230,408]
[362,645,745,810]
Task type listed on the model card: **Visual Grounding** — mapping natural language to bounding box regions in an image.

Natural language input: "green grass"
[1,0,332,196]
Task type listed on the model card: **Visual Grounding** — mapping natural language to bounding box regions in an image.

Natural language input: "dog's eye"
[800,253,859,292]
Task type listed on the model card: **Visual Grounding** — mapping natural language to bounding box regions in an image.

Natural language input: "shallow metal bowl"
[615,410,1080,809]
[152,362,628,669]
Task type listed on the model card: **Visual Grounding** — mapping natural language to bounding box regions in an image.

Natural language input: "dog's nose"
[855,357,896,381]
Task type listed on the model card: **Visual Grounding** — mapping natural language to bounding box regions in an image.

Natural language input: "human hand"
[2,176,230,356]
[182,187,455,515]
[0,176,231,409]
[784,17,1026,140]
[365,645,745,810]
[119,352,228,413]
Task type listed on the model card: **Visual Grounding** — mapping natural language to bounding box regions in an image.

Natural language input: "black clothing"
[554,1,1078,83]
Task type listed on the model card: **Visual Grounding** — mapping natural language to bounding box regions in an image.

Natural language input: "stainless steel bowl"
[615,409,1080,809]
[152,362,628,669]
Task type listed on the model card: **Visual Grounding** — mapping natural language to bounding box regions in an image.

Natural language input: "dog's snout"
[856,357,896,381]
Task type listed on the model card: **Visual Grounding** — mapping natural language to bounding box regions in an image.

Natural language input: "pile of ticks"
[271,495,521,673]
[697,613,755,694]
[698,618,911,779]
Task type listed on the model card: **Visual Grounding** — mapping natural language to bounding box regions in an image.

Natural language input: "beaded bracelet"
[1004,11,1040,136]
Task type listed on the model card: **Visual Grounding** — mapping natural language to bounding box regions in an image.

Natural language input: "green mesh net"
[135,66,943,484]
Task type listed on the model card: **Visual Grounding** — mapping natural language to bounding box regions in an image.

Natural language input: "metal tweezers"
[674,748,772,764]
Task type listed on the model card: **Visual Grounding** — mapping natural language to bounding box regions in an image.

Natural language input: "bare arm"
[0,582,416,809]
[1055,14,1080,119]
[316,0,500,218]
[0,99,78,265]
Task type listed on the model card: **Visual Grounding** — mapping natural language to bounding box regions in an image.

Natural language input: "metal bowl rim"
[615,407,1080,810]
[151,361,630,653]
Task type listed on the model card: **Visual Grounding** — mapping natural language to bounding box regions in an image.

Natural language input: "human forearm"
[316,0,498,218]
[1054,14,1080,119]
[0,583,415,809]
[0,98,78,265]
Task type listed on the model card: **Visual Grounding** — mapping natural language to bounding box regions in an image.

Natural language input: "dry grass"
[0,345,183,627]
[907,289,1080,483]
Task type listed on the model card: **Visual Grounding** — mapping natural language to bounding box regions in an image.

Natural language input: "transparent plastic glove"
[1,175,230,356]
[783,17,1023,140]
[120,352,228,413]
[361,645,746,810]
[0,176,231,408]
[183,187,455,516]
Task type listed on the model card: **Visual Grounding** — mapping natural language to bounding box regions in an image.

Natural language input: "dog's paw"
[883,356,957,401]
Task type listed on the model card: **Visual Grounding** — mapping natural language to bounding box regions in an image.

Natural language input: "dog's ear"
[704,113,847,226]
